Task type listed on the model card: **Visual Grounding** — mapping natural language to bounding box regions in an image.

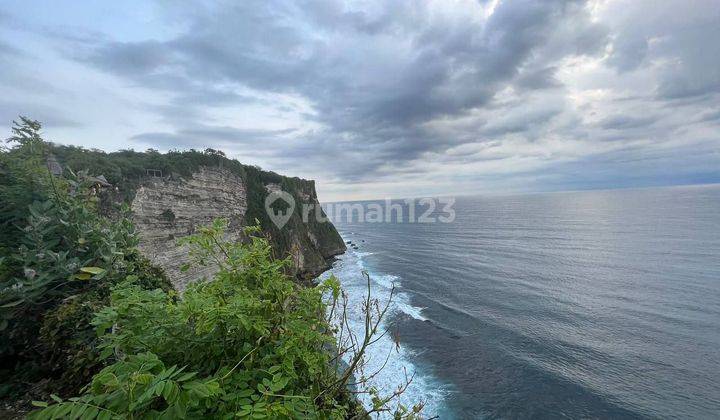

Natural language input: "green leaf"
[154,381,167,396]
[270,377,289,392]
[31,400,48,407]
[81,407,99,420]
[0,300,24,308]
[236,389,254,398]
[97,410,112,420]
[80,266,106,275]
[176,372,197,382]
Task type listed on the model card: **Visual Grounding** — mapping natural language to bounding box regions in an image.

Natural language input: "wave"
[322,245,449,418]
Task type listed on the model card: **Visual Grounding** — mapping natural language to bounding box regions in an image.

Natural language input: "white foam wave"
[321,246,448,418]
[373,274,399,289]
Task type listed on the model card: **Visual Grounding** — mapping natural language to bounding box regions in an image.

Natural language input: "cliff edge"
[46,146,346,290]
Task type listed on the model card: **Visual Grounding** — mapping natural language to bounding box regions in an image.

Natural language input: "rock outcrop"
[131,167,248,290]
[44,145,346,290]
[130,166,345,290]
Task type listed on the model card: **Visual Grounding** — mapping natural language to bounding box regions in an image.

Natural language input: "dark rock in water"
[346,240,352,244]
[361,240,365,242]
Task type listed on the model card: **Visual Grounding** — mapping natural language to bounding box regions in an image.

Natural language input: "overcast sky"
[1,0,718,201]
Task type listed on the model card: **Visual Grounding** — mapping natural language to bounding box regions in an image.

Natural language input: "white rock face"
[131,167,247,290]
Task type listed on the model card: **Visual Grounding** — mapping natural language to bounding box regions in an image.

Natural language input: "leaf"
[97,410,112,420]
[176,372,197,382]
[80,266,106,275]
[154,381,167,396]
[31,401,48,407]
[81,407,99,420]
[236,389,254,398]
[270,377,289,393]
[99,346,114,360]
[162,381,179,403]
[0,300,24,308]
[69,402,88,419]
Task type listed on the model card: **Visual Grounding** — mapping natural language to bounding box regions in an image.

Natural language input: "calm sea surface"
[323,185,720,419]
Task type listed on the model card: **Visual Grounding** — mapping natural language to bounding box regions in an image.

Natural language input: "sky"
[0,0,718,201]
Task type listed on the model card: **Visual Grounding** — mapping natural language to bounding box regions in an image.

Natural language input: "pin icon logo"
[265,190,295,229]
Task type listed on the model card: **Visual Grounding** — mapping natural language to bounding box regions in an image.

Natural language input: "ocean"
[321,184,720,419]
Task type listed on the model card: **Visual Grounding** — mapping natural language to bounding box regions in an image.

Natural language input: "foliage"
[0,118,171,397]
[0,117,54,255]
[29,220,356,418]
[29,219,425,419]
[1,118,420,418]
[41,141,344,270]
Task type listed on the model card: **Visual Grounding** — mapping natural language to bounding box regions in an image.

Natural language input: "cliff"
[46,146,346,290]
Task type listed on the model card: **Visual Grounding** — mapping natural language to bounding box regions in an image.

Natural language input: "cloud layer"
[1,0,718,200]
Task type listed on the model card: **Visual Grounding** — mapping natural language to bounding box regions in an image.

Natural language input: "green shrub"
[30,220,359,419]
[0,118,173,398]
[1,118,420,418]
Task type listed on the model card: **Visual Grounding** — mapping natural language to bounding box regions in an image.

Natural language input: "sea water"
[323,185,720,419]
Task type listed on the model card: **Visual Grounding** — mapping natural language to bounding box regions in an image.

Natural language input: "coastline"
[322,232,452,418]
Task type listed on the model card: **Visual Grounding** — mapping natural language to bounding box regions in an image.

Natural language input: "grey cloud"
[655,22,720,99]
[514,67,561,90]
[0,100,81,129]
[0,39,22,58]
[88,41,172,78]
[600,2,720,102]
[131,125,296,150]
[21,0,717,191]
[599,115,657,130]
[699,109,720,123]
[482,106,563,136]
[607,33,649,72]
[72,0,606,175]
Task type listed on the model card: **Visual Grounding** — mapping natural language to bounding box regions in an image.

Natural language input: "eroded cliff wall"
[130,166,345,290]
[131,167,247,290]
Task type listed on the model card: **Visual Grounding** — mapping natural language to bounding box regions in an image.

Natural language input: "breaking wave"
[321,243,449,418]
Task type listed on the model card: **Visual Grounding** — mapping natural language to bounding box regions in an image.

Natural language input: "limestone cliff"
[130,167,248,290]
[129,166,345,290]
[46,145,346,290]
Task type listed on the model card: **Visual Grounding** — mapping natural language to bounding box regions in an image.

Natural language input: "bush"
[0,118,172,398]
[1,118,422,418]
[30,220,360,419]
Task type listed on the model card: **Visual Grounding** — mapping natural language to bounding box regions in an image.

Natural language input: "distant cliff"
[47,146,346,289]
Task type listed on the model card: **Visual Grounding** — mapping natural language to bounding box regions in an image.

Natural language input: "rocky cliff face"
[44,146,346,290]
[130,166,345,290]
[130,167,248,290]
